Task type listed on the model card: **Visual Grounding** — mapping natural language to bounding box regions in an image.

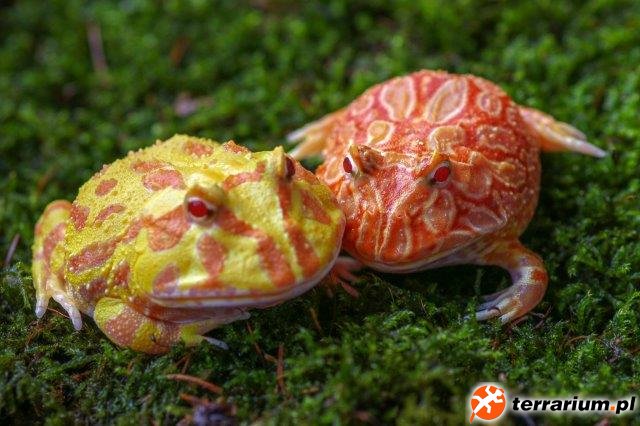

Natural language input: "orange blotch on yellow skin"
[197,234,226,283]
[277,182,320,278]
[68,238,118,274]
[300,189,331,225]
[42,223,66,264]
[184,140,214,157]
[142,168,185,191]
[112,261,131,288]
[131,160,165,173]
[222,162,265,191]
[95,178,118,196]
[153,263,180,294]
[70,203,90,231]
[145,206,190,252]
[217,207,296,288]
[94,204,126,225]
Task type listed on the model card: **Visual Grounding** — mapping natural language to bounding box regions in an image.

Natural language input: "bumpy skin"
[289,70,605,323]
[32,135,345,354]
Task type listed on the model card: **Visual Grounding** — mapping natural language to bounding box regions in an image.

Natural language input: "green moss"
[1,0,639,424]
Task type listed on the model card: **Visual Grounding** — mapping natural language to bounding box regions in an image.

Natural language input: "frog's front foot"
[32,200,83,330]
[330,256,363,284]
[93,298,247,354]
[474,240,548,323]
[323,256,363,298]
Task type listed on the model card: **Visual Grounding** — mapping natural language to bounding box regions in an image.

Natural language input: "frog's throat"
[354,234,487,273]
[148,245,340,310]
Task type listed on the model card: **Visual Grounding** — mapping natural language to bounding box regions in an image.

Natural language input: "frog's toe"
[51,293,83,330]
[479,287,511,303]
[472,240,549,323]
[331,256,363,284]
[34,279,83,330]
[52,293,83,330]
[475,289,522,323]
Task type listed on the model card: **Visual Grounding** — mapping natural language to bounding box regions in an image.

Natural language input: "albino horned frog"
[289,70,605,322]
[32,135,344,353]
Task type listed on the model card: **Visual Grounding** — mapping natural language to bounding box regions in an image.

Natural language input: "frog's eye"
[284,155,296,179]
[343,156,356,174]
[428,160,452,187]
[186,197,216,221]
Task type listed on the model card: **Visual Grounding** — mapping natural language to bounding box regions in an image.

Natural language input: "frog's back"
[62,137,222,296]
[318,70,540,243]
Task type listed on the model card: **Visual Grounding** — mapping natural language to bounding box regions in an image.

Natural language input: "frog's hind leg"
[474,239,548,323]
[519,106,606,157]
[93,298,248,354]
[32,200,83,330]
[287,109,346,160]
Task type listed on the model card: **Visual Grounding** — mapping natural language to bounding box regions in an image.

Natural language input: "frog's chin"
[356,240,478,274]
[150,253,338,310]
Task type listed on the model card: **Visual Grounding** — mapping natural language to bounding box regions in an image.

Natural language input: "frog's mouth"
[149,251,338,310]
[356,234,486,274]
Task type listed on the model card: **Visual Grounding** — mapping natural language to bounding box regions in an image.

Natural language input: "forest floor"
[1,1,639,424]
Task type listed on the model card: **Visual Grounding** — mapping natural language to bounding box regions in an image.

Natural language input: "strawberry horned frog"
[32,135,345,353]
[290,70,605,322]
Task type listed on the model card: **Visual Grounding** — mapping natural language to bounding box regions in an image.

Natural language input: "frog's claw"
[288,109,346,160]
[32,200,83,330]
[519,106,606,158]
[474,240,548,323]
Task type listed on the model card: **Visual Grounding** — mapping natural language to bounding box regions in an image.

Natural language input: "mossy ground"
[1,0,639,424]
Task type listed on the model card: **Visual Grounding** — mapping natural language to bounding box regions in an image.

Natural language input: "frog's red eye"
[343,156,355,174]
[187,197,213,219]
[429,161,451,186]
[284,156,296,179]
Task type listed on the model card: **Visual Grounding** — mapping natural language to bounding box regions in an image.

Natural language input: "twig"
[276,344,286,395]
[36,168,55,195]
[169,37,190,67]
[3,234,20,267]
[246,322,264,358]
[179,393,209,406]
[86,21,108,75]
[309,307,323,333]
[166,373,223,395]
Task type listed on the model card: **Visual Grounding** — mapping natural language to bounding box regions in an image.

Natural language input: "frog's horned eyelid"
[347,144,384,174]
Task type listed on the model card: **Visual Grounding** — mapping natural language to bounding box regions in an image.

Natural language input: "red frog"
[289,70,605,322]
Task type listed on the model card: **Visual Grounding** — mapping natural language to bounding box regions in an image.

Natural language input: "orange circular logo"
[469,384,507,422]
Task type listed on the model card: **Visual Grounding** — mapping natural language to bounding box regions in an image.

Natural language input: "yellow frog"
[32,135,345,354]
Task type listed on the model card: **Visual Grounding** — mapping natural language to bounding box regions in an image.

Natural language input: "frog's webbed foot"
[32,200,83,330]
[519,106,606,158]
[474,240,548,323]
[287,108,346,160]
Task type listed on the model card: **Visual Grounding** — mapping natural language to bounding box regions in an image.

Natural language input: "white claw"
[52,293,83,330]
[35,297,48,319]
[203,336,229,351]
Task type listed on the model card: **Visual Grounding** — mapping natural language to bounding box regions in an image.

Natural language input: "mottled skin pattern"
[32,135,345,354]
[290,70,604,322]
